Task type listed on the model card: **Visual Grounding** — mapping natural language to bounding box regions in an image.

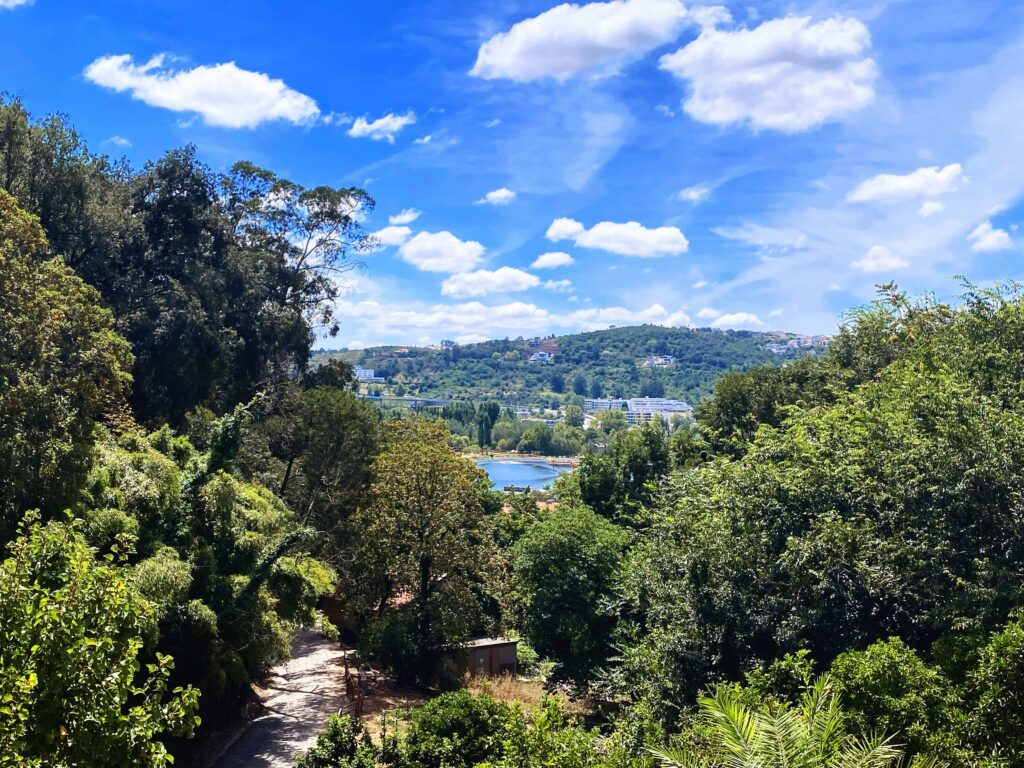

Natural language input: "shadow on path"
[213,631,346,768]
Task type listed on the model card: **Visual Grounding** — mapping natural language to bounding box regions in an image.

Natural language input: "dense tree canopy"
[0,190,132,538]
[0,97,373,427]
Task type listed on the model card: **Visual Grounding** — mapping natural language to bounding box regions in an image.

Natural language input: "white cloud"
[398,231,485,273]
[546,218,586,241]
[441,267,540,298]
[851,245,909,272]
[347,112,416,143]
[470,0,690,83]
[692,280,708,288]
[101,135,132,148]
[659,15,877,133]
[655,103,676,118]
[0,0,32,9]
[710,312,764,329]
[84,54,319,129]
[696,307,722,319]
[389,208,421,225]
[714,223,806,256]
[531,251,575,269]
[768,308,784,317]
[846,163,964,203]
[967,220,1013,252]
[332,298,691,342]
[476,187,517,206]
[676,183,711,204]
[919,201,945,218]
[547,217,688,257]
[414,134,433,144]
[371,226,412,247]
[544,279,574,293]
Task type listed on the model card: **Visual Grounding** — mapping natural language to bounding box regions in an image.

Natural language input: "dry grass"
[465,674,550,710]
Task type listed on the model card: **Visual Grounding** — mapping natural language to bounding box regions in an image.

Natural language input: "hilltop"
[314,325,828,406]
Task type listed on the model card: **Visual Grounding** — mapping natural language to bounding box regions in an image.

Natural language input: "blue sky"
[2,0,1023,347]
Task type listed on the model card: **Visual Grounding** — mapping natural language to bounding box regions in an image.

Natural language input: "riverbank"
[463,450,579,467]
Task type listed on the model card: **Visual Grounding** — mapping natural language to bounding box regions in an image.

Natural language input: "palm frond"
[833,734,904,768]
[648,746,720,768]
[700,687,759,762]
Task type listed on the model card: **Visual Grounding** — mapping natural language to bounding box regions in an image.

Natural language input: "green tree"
[579,422,669,525]
[511,506,628,680]
[0,516,199,766]
[353,420,495,680]
[564,405,584,428]
[0,190,133,539]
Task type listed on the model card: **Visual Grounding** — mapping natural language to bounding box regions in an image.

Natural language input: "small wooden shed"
[464,637,518,676]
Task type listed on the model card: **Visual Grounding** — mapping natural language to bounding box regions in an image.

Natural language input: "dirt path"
[213,630,347,768]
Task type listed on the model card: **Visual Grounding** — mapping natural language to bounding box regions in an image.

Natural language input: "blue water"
[475,458,572,490]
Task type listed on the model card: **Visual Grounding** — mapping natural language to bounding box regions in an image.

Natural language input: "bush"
[830,637,954,761]
[361,608,421,684]
[296,715,377,768]
[402,691,517,768]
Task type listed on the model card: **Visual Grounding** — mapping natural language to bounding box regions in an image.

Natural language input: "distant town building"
[584,398,628,414]
[529,351,553,363]
[527,336,542,347]
[354,365,384,383]
[642,355,676,368]
[625,397,693,425]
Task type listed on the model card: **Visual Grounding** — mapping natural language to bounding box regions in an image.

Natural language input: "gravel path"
[213,630,347,768]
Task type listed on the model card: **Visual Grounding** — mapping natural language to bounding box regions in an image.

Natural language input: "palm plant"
[650,674,942,768]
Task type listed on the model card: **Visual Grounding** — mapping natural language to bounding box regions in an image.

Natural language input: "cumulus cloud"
[544,279,574,293]
[851,245,908,272]
[441,267,540,298]
[659,15,877,132]
[333,298,691,342]
[676,183,711,204]
[476,187,517,205]
[84,54,320,129]
[547,217,688,257]
[470,0,691,82]
[389,208,421,225]
[967,220,1013,252]
[531,251,575,269]
[696,307,721,319]
[347,112,416,143]
[0,0,32,9]
[371,226,412,247]
[710,311,764,329]
[919,201,945,218]
[546,218,586,241]
[398,231,485,272]
[846,163,964,203]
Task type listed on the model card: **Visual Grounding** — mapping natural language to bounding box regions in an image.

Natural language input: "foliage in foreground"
[652,676,912,768]
[0,517,198,767]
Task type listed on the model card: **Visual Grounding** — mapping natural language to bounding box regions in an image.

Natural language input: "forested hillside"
[316,325,817,405]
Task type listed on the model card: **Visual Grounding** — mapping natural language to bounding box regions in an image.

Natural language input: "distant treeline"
[317,324,809,408]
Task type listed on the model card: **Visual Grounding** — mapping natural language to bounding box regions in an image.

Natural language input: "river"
[474,457,573,490]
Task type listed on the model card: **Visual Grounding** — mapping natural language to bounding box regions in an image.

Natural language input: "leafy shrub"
[296,715,377,768]
[830,637,954,761]
[402,691,517,768]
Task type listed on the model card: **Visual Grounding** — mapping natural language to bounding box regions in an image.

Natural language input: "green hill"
[314,325,826,407]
